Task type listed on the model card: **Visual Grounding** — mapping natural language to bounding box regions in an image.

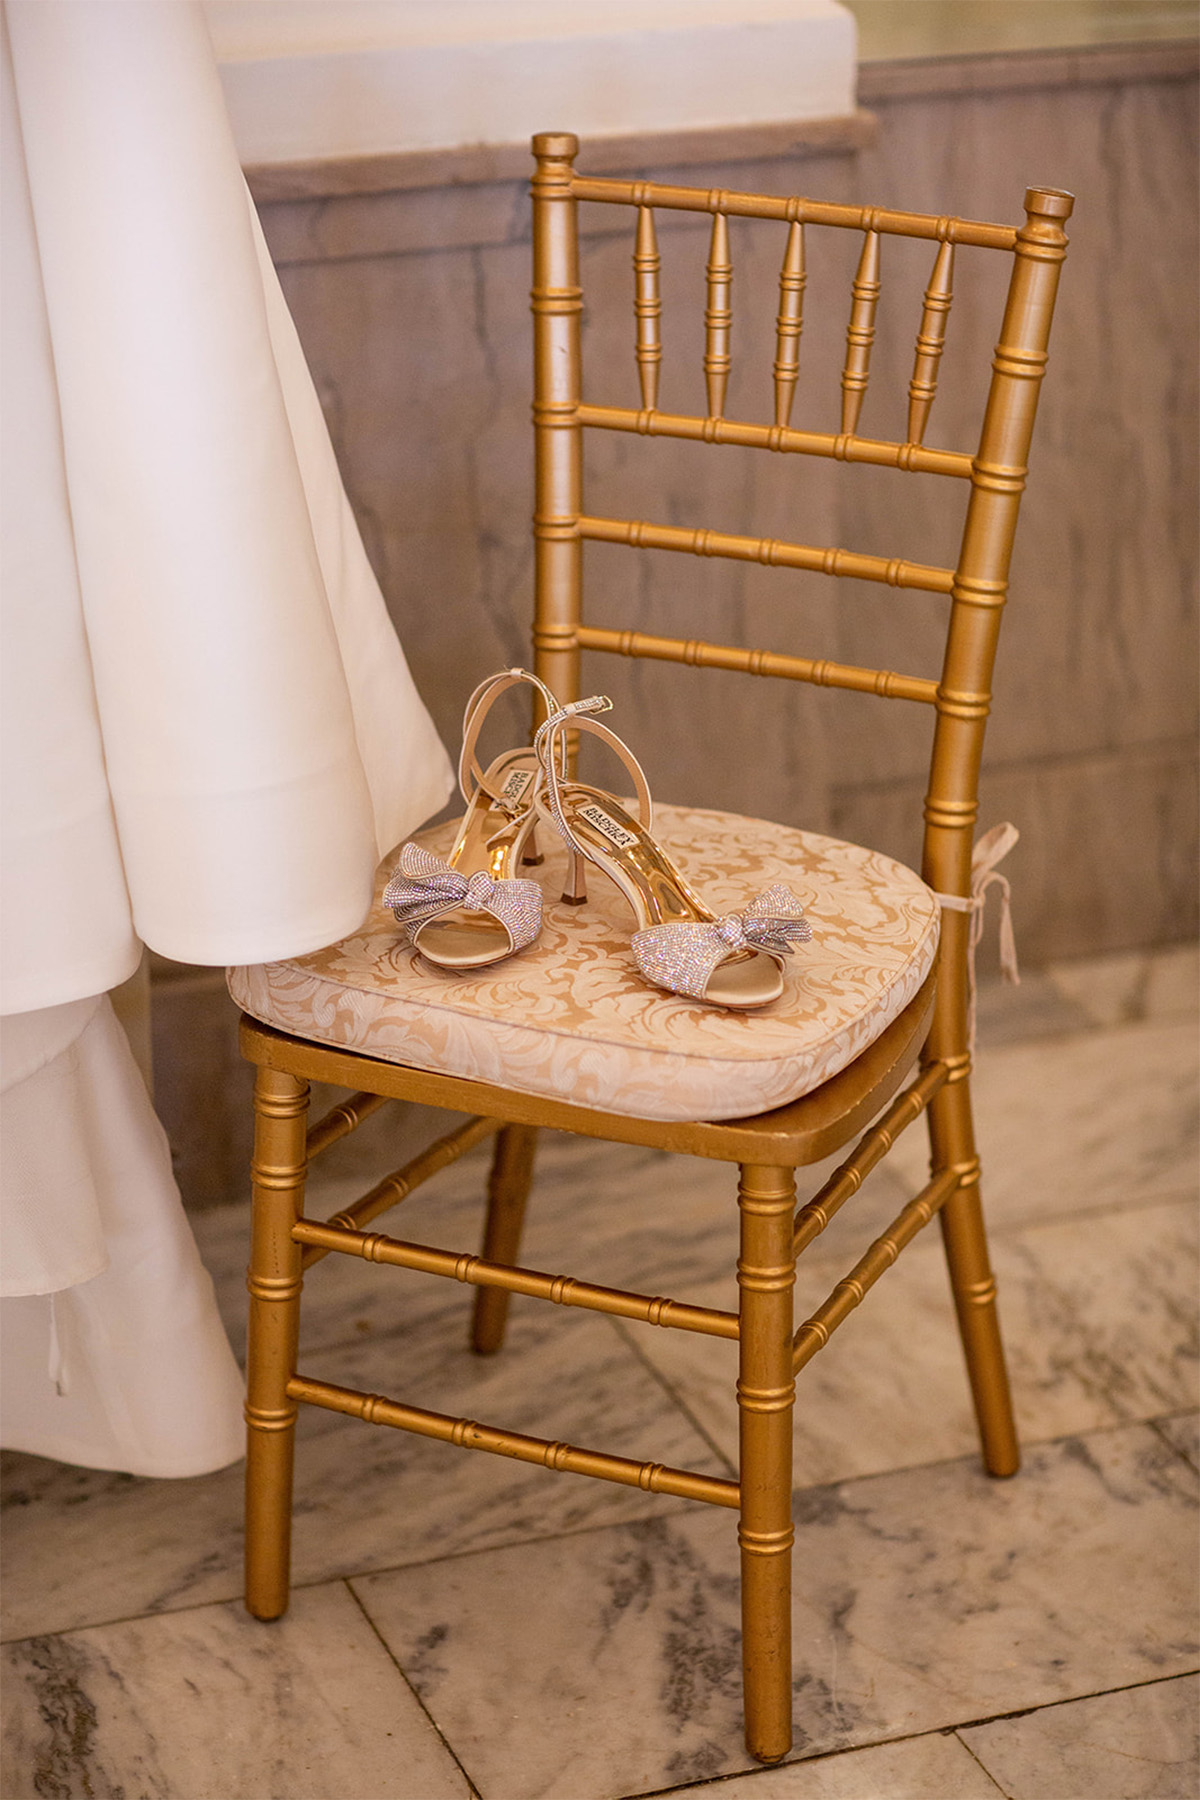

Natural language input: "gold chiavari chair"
[231,134,1072,1764]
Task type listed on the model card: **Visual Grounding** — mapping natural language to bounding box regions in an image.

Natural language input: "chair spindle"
[841,228,881,435]
[907,239,955,446]
[633,205,662,411]
[772,220,806,429]
[705,211,732,419]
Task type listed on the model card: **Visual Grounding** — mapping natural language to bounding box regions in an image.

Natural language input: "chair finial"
[532,132,579,159]
[1024,187,1074,220]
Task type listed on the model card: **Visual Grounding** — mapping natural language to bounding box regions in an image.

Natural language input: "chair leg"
[928,1075,1019,1478]
[471,1124,539,1354]
[245,1065,308,1620]
[737,1162,797,1765]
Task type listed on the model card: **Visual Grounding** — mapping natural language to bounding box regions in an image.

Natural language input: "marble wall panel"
[833,735,1199,963]
[838,73,1200,777]
[149,965,254,1210]
[259,178,529,264]
[269,64,1198,961]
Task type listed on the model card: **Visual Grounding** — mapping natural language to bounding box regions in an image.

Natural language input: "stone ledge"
[858,37,1198,102]
[245,110,875,205]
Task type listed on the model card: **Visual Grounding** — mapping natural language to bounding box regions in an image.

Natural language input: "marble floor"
[3,944,1197,1800]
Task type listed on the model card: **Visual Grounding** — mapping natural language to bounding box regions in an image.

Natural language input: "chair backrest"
[529,131,1071,1065]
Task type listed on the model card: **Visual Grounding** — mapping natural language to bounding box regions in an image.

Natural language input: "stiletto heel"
[385,668,559,970]
[534,696,812,1009]
[561,848,588,906]
[521,820,544,867]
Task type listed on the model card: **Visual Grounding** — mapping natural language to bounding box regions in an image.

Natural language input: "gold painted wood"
[923,188,1073,922]
[773,220,806,428]
[705,211,733,418]
[571,171,1018,251]
[737,1164,797,1763]
[576,625,939,706]
[908,238,955,446]
[292,1216,741,1340]
[792,1060,950,1255]
[241,142,1072,1768]
[305,1089,389,1160]
[244,1066,308,1621]
[299,1114,501,1271]
[917,188,1073,1483]
[287,1373,741,1509]
[633,205,662,411]
[841,229,881,435]
[792,1166,961,1373]
[578,513,955,595]
[574,402,973,478]
[473,1123,539,1353]
[938,1149,1019,1478]
[240,970,935,1169]
[531,132,584,707]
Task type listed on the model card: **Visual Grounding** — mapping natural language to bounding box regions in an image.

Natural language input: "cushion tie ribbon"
[933,821,1020,1052]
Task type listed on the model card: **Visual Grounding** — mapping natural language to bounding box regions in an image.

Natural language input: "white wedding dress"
[0,0,454,1474]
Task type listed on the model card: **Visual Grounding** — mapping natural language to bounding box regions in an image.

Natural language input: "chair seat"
[228,804,940,1124]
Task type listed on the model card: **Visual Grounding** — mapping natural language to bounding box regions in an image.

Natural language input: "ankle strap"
[533,697,655,851]
[458,668,559,806]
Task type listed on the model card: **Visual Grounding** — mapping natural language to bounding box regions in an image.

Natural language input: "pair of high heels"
[383,668,812,1010]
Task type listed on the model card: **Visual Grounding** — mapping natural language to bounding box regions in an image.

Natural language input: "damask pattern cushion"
[228,805,940,1124]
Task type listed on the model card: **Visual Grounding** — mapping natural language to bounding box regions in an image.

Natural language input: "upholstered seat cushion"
[228,804,939,1124]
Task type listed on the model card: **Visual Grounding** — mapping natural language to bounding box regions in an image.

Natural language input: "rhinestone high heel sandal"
[384,668,558,970]
[534,697,812,1008]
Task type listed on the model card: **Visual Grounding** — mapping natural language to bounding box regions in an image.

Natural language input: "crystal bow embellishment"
[632,883,813,1001]
[383,842,542,952]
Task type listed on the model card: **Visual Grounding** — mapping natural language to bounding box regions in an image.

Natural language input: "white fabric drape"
[0,0,455,1473]
[2,0,452,1000]
[1,999,245,1477]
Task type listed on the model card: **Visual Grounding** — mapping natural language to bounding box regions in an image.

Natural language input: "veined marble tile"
[972,969,1093,1048]
[0,1447,245,1647]
[662,1728,1005,1798]
[1143,945,1200,1023]
[500,1134,912,1316]
[971,943,1199,1050]
[1,1581,470,1800]
[190,1139,504,1364]
[1154,1410,1200,1474]
[1,1295,720,1643]
[881,1016,1200,1224]
[960,1673,1200,1800]
[992,1200,1199,1439]
[354,1422,1198,1800]
[1048,942,1200,1031]
[190,1134,741,1368]
[618,1194,1198,1487]
[281,1300,724,1577]
[193,1127,907,1368]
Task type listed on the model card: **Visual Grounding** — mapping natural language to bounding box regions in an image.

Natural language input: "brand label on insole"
[577,802,638,851]
[499,768,534,806]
